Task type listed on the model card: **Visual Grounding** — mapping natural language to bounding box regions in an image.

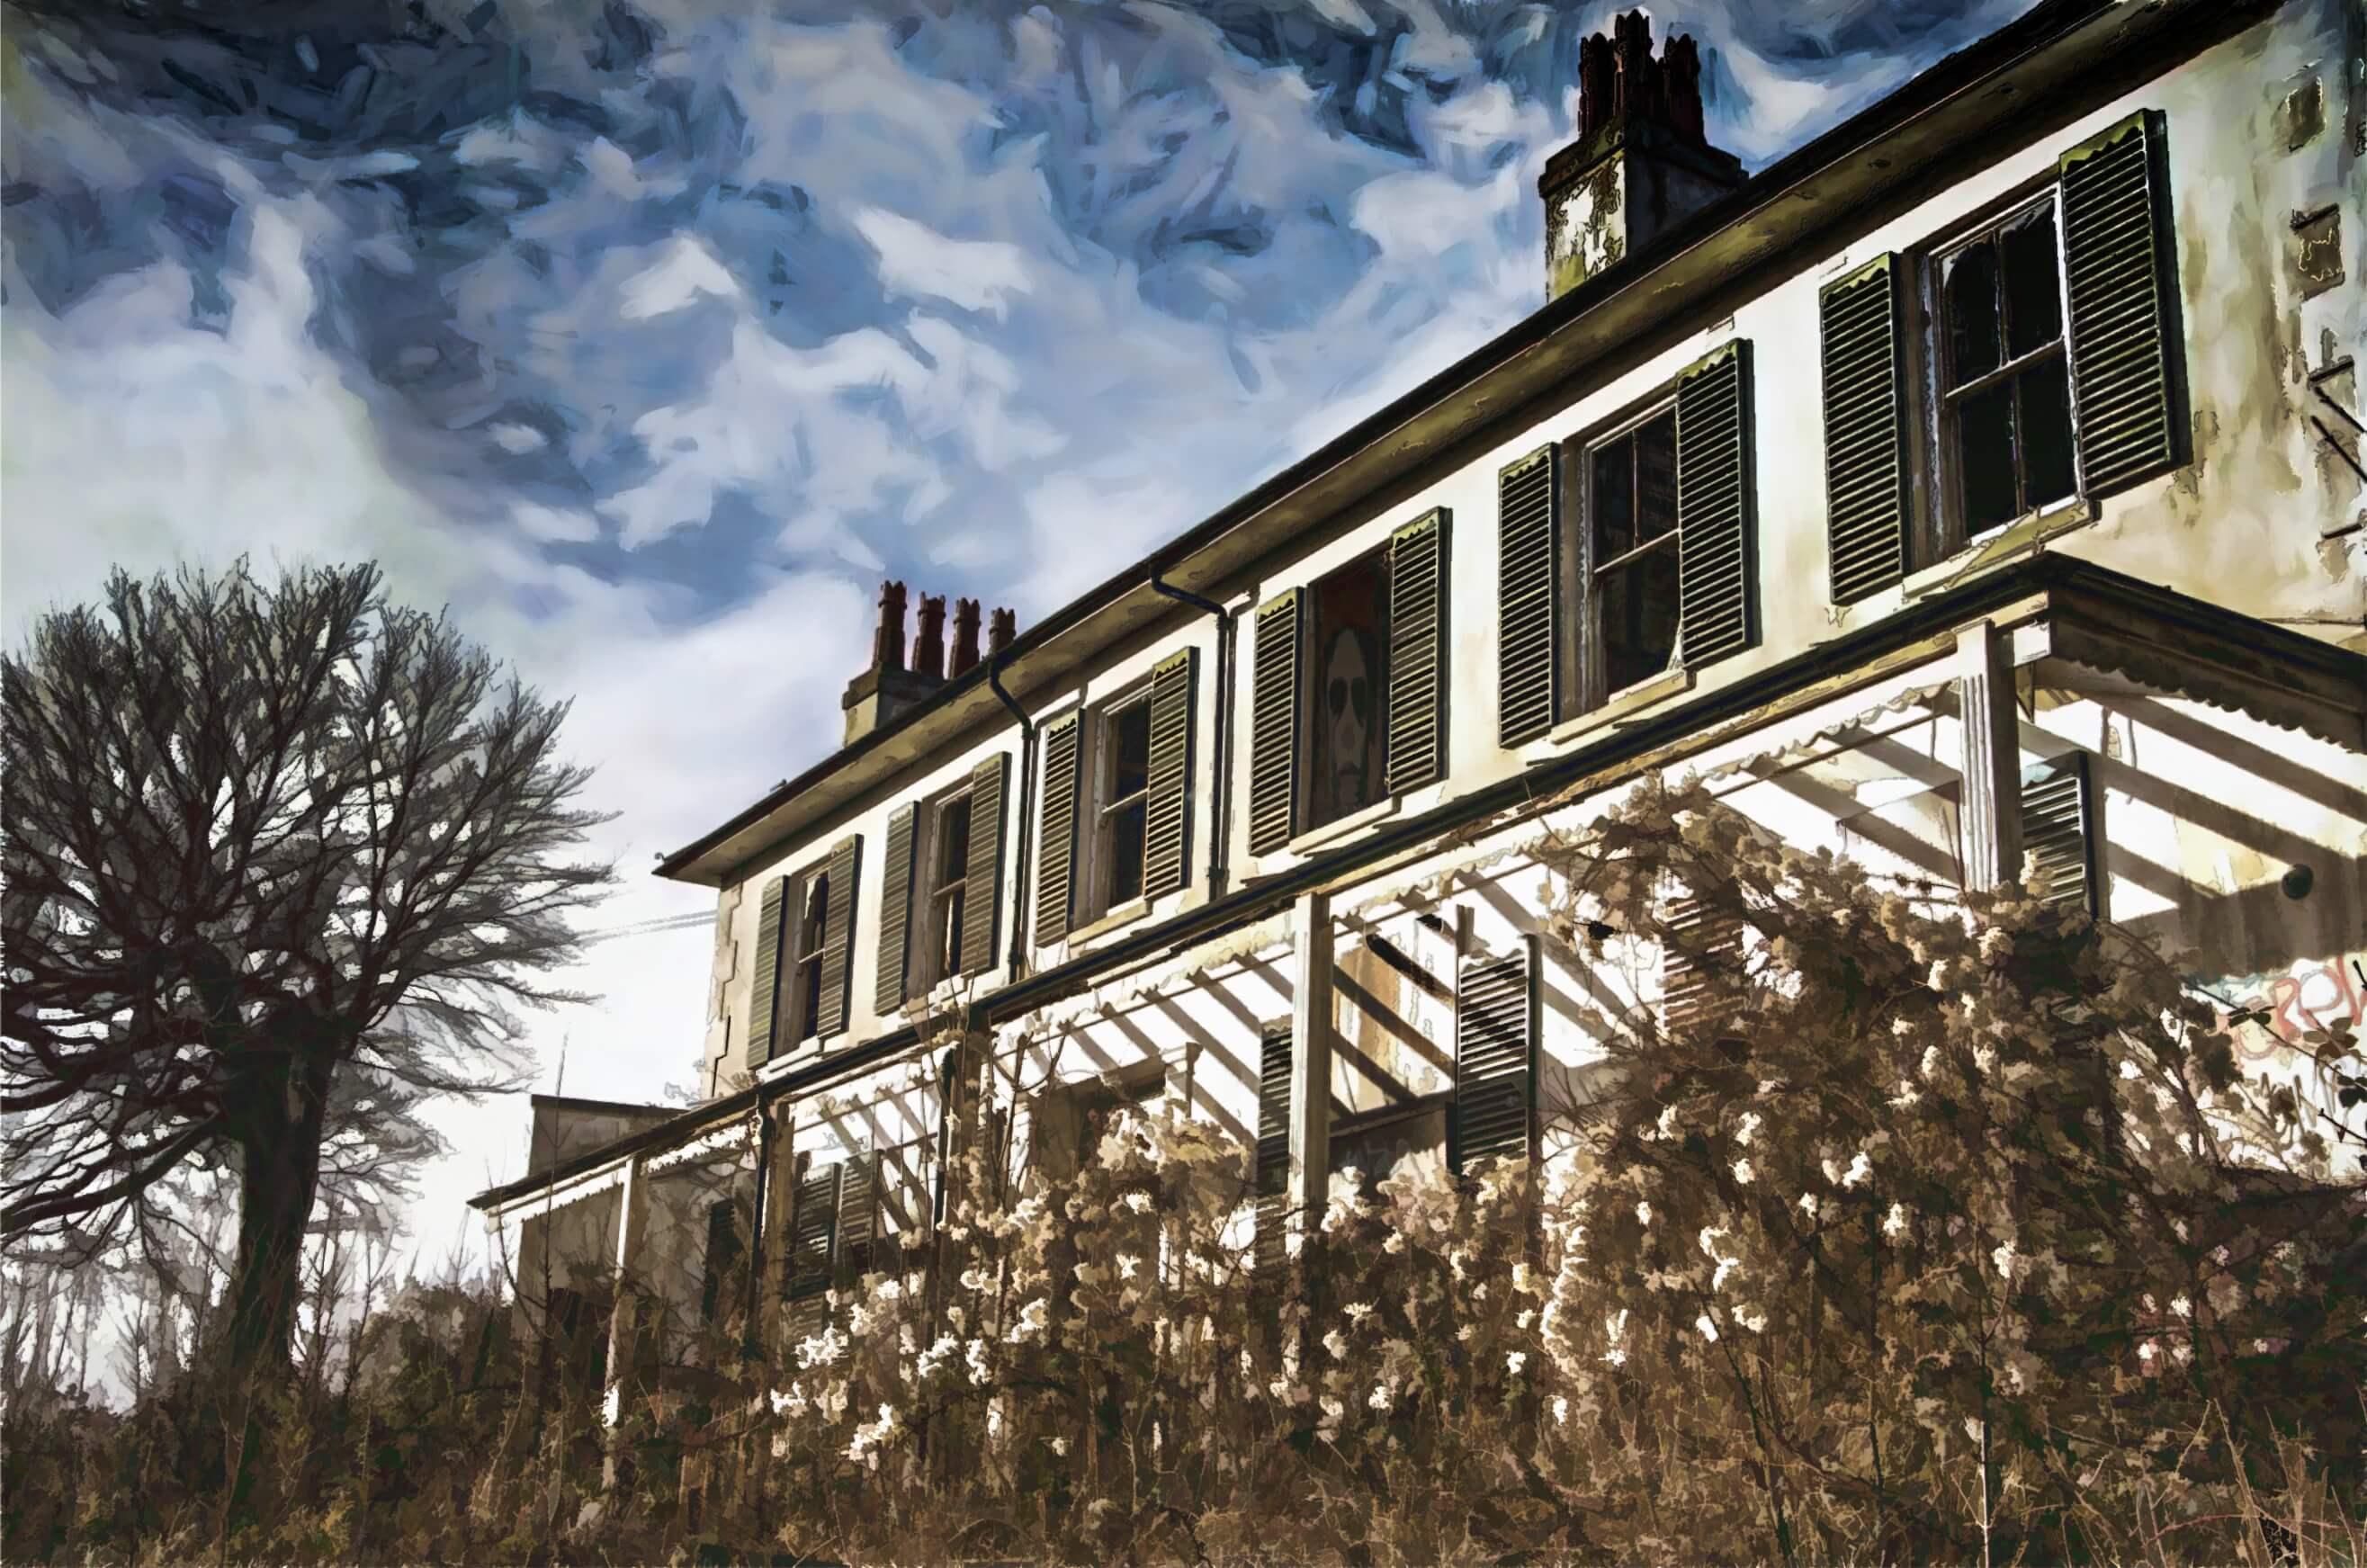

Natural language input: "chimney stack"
[913,595,948,680]
[843,579,946,745]
[949,597,982,678]
[1539,11,1743,302]
[988,606,1016,658]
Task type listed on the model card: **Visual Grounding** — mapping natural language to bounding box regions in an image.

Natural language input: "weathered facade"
[472,0,2367,1451]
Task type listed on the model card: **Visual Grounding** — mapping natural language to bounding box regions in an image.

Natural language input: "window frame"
[912,784,974,996]
[1911,177,2086,567]
[1077,684,1157,926]
[767,856,833,1054]
[1557,383,1688,721]
[1298,545,1394,836]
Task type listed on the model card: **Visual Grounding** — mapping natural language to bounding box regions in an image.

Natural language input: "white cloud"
[854,207,1036,318]
[619,234,743,320]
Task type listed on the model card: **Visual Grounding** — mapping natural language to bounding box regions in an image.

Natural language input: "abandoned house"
[471,0,2367,1445]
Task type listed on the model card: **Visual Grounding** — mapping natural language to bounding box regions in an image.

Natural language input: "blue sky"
[3,0,2032,1276]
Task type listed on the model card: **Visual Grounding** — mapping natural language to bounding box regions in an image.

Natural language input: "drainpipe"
[986,650,1036,980]
[1148,574,1235,900]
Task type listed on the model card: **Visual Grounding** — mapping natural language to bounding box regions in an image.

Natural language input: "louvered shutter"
[1035,714,1083,946]
[747,876,788,1068]
[1497,446,1561,746]
[815,835,861,1038]
[785,1160,840,1304]
[1252,1022,1293,1273]
[875,803,918,1015]
[1820,255,1910,605]
[836,1152,880,1281]
[960,754,1006,976]
[1248,591,1304,856]
[2021,755,2097,914]
[1386,508,1449,794]
[2060,111,2183,497]
[1676,341,1757,668]
[1144,650,1197,899]
[1662,896,1747,1033]
[1451,944,1536,1173]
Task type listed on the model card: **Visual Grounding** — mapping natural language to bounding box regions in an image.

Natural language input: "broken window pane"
[1600,538,1681,695]
[1943,237,2002,384]
[2001,207,2062,359]
[2019,355,2076,509]
[1958,379,2021,535]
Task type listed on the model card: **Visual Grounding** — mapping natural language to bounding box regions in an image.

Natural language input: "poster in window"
[1310,555,1389,829]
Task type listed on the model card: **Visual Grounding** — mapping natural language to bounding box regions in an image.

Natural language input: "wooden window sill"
[1288,794,1400,856]
[1904,497,2097,599]
[1532,667,1695,753]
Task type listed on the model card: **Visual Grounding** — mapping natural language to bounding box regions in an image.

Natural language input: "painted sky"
[3,0,2035,1274]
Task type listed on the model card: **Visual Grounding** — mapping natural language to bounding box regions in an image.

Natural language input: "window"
[1937,194,2076,539]
[1096,693,1152,911]
[698,1199,742,1324]
[1306,549,1390,832]
[792,874,829,1045]
[1584,404,1681,702]
[926,791,972,988]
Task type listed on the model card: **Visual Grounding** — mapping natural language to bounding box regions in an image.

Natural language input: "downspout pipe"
[1148,574,1234,900]
[986,650,1036,980]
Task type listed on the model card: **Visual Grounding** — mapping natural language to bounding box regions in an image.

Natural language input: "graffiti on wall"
[2203,951,2366,1167]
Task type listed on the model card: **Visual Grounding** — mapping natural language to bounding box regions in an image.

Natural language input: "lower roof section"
[472,556,2366,1217]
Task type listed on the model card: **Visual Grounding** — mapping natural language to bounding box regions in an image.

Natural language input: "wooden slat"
[785,1161,839,1303]
[1144,650,1197,899]
[747,876,786,1068]
[1248,591,1303,856]
[1452,945,1535,1172]
[1386,508,1449,794]
[1035,713,1082,946]
[1662,895,1747,1034]
[874,802,917,1016]
[2061,111,2182,497]
[1252,1022,1293,1273]
[836,1152,879,1281]
[1676,340,1757,668]
[1497,445,1560,746]
[2021,755,2097,914]
[1820,255,1909,605]
[961,754,1006,976]
[815,835,860,1038]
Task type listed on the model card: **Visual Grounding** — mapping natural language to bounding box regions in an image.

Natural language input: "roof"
[653,0,2284,889]
[480,553,2367,1214]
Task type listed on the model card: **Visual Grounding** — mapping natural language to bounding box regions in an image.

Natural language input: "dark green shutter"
[815,835,860,1038]
[1036,714,1083,945]
[1386,508,1449,794]
[1252,1022,1293,1273]
[960,754,1006,976]
[1451,944,1536,1172]
[2060,111,2183,497]
[836,1152,880,1281]
[1144,650,1197,899]
[875,802,917,1015]
[1497,445,1560,746]
[747,876,787,1068]
[1676,340,1757,668]
[1662,896,1745,1034]
[2021,755,2097,914]
[1248,591,1303,856]
[1820,255,1910,605]
[785,1159,840,1304]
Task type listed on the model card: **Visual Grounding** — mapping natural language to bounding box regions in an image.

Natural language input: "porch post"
[1287,890,1334,1259]
[1956,621,2023,893]
[601,1153,651,1490]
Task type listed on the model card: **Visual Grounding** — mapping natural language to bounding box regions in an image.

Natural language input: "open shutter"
[1386,508,1449,794]
[1676,340,1757,668]
[1451,944,1536,1173]
[836,1152,880,1282]
[2060,111,2183,498]
[1248,591,1304,856]
[747,876,787,1069]
[815,836,861,1038]
[1143,650,1197,900]
[875,802,917,1015]
[1252,1022,1294,1273]
[785,1160,840,1306]
[960,753,1006,976]
[1035,714,1083,946]
[699,1199,743,1324]
[1820,255,1910,605]
[2021,755,2097,914]
[1497,445,1561,747]
[1662,896,1746,1034]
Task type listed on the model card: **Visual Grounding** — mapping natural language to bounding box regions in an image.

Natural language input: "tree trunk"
[222,1041,335,1383]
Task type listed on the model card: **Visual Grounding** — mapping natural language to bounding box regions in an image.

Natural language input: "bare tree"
[2,560,615,1383]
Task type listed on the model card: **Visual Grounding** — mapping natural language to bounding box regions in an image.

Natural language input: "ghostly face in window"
[1323,627,1375,817]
